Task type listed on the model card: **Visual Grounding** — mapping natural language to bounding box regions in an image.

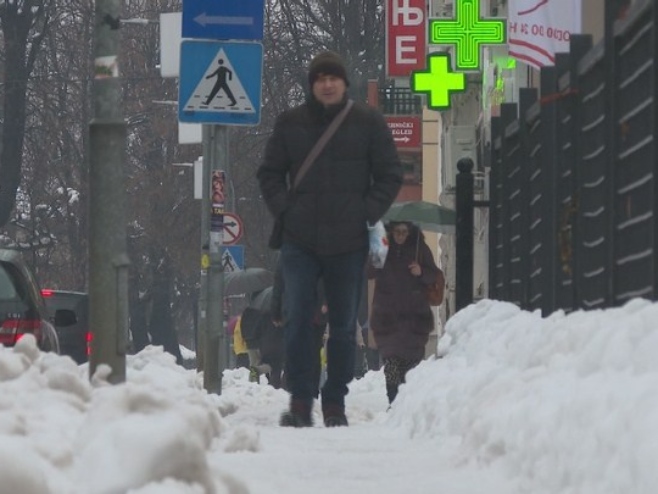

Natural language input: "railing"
[487,0,656,315]
[378,87,423,115]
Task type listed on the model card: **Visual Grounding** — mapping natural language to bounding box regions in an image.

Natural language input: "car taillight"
[41,289,54,298]
[0,319,42,345]
[86,331,93,356]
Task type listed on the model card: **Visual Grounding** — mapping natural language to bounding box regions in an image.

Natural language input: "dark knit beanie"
[308,51,350,87]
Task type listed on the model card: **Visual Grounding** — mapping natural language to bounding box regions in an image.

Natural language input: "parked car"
[41,289,90,364]
[0,249,60,353]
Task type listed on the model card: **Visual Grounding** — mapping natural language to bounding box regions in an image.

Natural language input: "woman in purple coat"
[370,221,441,405]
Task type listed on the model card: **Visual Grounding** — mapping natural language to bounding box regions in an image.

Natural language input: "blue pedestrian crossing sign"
[222,245,244,272]
[178,41,263,126]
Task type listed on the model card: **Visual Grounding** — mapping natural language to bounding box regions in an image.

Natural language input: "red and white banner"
[508,0,581,69]
[386,0,426,78]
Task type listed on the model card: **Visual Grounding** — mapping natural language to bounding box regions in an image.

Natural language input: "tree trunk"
[0,7,30,226]
[148,259,183,364]
[0,0,50,227]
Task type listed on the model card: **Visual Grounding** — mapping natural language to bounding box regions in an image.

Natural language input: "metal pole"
[197,129,211,373]
[203,125,228,393]
[224,147,235,369]
[455,158,474,312]
[89,0,128,383]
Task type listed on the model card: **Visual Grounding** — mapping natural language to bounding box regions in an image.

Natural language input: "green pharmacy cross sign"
[411,53,465,111]
[429,0,506,71]
[410,0,506,110]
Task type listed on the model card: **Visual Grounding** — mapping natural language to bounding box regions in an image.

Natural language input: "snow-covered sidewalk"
[211,371,509,494]
[2,298,658,494]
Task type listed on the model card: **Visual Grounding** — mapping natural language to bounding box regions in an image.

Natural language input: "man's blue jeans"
[280,242,368,407]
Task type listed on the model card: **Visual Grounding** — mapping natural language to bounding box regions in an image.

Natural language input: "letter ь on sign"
[386,0,426,78]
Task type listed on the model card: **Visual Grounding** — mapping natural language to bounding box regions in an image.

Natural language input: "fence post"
[499,104,517,303]
[517,88,539,310]
[488,117,501,300]
[567,35,593,310]
[539,66,559,315]
[456,158,474,311]
[554,52,575,313]
[603,0,628,305]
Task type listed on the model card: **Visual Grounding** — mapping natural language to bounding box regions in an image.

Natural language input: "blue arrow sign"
[182,0,265,41]
[178,41,263,126]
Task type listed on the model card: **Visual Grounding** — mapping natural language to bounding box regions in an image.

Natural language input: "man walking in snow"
[257,51,402,427]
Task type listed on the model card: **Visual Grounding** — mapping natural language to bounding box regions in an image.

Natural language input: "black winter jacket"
[257,96,403,256]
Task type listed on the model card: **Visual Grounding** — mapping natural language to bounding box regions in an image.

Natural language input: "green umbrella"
[248,286,273,312]
[382,200,456,234]
[224,268,273,296]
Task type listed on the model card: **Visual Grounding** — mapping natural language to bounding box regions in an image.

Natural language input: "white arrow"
[194,13,254,27]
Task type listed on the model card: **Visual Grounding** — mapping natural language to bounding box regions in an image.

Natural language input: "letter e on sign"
[386,0,426,78]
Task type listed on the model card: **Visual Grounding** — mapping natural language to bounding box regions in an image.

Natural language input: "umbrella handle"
[415,229,420,262]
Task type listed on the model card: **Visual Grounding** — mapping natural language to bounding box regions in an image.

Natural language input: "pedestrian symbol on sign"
[183,48,255,114]
[204,59,237,107]
[222,250,239,272]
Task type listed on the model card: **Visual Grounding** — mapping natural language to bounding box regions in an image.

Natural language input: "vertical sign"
[386,0,427,77]
[159,12,182,78]
[210,170,225,233]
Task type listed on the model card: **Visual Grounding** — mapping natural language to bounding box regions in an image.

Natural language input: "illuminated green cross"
[411,53,466,110]
[429,0,506,71]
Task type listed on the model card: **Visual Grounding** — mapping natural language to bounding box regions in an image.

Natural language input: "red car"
[0,249,59,353]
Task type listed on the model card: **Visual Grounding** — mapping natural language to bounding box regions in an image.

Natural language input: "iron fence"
[378,87,423,115]
[487,0,656,315]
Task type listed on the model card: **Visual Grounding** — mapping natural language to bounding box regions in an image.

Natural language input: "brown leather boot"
[279,398,313,427]
[322,402,348,427]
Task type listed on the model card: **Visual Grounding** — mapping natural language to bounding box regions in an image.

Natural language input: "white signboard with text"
[508,0,581,69]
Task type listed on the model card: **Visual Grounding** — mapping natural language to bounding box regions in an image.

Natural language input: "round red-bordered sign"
[221,213,243,245]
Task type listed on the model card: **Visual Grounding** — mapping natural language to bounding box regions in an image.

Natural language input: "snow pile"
[392,299,658,493]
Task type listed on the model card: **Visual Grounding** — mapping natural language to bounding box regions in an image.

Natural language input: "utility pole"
[197,136,209,374]
[202,125,228,393]
[179,2,265,392]
[88,0,129,382]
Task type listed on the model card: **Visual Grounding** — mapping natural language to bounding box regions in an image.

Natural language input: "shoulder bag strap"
[292,99,354,190]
